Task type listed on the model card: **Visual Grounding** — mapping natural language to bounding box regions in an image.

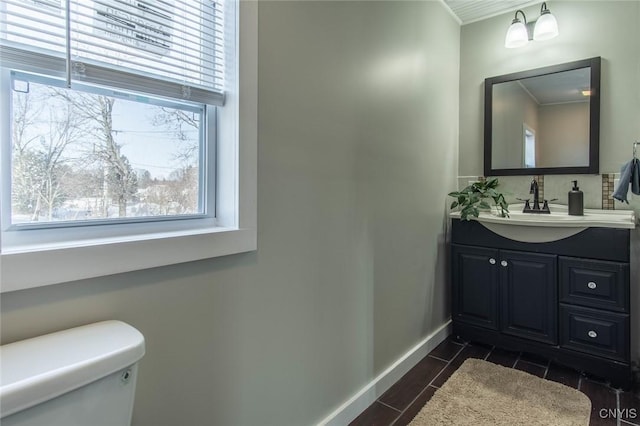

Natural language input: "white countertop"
[450,204,636,230]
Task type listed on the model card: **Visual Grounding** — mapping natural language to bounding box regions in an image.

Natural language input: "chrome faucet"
[523,178,550,213]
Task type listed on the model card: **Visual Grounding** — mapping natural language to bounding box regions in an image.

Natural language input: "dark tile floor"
[349,336,640,426]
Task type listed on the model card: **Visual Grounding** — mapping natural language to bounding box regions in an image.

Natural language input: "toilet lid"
[0,320,145,418]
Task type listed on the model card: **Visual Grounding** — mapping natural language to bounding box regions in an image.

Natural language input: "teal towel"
[633,158,640,195]
[613,159,640,203]
[631,158,640,195]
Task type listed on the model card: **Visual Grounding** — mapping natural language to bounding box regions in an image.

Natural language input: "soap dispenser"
[568,180,584,216]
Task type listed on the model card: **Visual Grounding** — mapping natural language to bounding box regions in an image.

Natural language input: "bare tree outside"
[50,91,138,217]
[12,88,87,221]
[152,106,201,213]
[11,88,43,216]
[9,78,203,225]
[152,108,200,163]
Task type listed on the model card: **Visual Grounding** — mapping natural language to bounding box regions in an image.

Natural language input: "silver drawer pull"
[587,281,597,289]
[501,260,508,267]
[588,330,598,338]
[489,258,496,265]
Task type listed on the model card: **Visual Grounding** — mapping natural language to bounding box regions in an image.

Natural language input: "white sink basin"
[504,204,635,227]
[450,204,636,243]
[452,203,636,228]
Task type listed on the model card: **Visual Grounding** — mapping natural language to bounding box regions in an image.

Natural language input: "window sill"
[0,226,256,293]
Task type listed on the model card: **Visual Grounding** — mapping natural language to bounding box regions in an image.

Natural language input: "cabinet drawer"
[559,257,629,312]
[560,304,629,362]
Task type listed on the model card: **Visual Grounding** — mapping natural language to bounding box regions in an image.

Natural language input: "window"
[523,123,536,168]
[9,72,211,227]
[0,0,258,292]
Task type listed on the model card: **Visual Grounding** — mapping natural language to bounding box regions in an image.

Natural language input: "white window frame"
[2,70,216,237]
[0,0,257,293]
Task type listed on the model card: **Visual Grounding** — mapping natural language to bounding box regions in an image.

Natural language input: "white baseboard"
[317,320,452,426]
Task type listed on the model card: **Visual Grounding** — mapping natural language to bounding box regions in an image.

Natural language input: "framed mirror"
[484,57,600,176]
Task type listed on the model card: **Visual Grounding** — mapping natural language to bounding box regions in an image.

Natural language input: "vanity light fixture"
[533,2,559,40]
[504,10,529,48]
[505,2,559,48]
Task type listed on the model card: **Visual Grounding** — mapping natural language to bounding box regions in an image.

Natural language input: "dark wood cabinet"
[451,219,632,389]
[451,245,499,330]
[452,246,557,344]
[500,250,557,345]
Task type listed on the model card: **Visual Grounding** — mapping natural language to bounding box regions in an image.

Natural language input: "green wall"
[459,0,640,176]
[0,2,460,425]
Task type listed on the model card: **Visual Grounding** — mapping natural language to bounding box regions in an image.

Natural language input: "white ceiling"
[443,0,541,25]
[519,68,591,105]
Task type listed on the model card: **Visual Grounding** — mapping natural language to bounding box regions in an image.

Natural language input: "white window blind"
[0,0,225,105]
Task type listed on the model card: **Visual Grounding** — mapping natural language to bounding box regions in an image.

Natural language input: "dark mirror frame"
[484,57,601,176]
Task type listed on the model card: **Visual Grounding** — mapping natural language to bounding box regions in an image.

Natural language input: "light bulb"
[505,19,529,48]
[533,7,559,41]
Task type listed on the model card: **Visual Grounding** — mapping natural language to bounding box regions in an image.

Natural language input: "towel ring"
[634,141,639,159]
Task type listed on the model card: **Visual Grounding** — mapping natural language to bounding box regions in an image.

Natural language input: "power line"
[113,129,199,134]
[129,162,190,170]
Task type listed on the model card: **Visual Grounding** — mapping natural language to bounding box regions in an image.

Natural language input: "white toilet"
[0,320,145,426]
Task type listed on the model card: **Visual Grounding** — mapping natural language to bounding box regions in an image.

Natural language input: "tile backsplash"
[457,173,638,214]
[601,174,615,210]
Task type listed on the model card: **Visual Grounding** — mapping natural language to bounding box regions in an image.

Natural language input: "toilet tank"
[0,321,145,426]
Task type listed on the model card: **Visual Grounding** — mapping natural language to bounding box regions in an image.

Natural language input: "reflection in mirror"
[492,68,590,169]
[523,123,536,168]
[484,57,600,176]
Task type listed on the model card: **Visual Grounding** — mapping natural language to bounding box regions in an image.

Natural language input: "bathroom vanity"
[450,206,636,388]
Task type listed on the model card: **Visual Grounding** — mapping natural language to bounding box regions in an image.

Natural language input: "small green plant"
[448,178,509,221]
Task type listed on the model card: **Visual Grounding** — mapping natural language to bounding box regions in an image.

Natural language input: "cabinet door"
[452,244,500,330]
[500,250,557,344]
